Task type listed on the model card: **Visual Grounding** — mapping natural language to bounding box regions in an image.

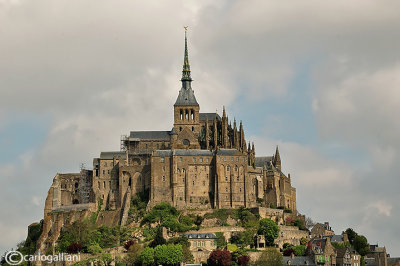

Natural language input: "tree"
[124,242,144,265]
[305,216,315,230]
[149,226,167,248]
[293,245,306,256]
[141,202,179,225]
[257,218,279,246]
[345,228,357,245]
[154,244,183,266]
[215,232,227,249]
[139,247,155,265]
[353,235,369,256]
[255,248,283,266]
[207,249,232,266]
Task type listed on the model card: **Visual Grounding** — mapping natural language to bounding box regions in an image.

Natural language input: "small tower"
[173,28,200,148]
[274,145,281,171]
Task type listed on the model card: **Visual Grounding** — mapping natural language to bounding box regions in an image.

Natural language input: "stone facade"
[37,33,297,252]
[308,237,337,266]
[311,222,335,238]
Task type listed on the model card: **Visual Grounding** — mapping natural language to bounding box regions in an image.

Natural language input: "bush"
[258,219,279,246]
[67,243,82,254]
[101,253,112,264]
[237,255,250,266]
[141,202,179,225]
[124,240,136,251]
[87,243,102,254]
[293,245,306,256]
[207,249,232,266]
[139,247,155,265]
[283,248,295,256]
[256,248,283,266]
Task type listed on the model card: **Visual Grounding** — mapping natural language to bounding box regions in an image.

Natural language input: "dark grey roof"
[129,131,171,140]
[282,256,316,266]
[364,258,377,266]
[216,149,242,156]
[387,258,400,265]
[156,149,213,157]
[185,233,217,239]
[100,151,125,160]
[329,235,344,243]
[199,113,221,121]
[174,87,199,106]
[255,156,273,167]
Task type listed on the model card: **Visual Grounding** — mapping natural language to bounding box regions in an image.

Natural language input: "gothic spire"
[181,27,192,83]
[174,27,198,106]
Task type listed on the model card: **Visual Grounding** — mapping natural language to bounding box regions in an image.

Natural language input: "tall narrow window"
[180,109,183,120]
[191,110,194,120]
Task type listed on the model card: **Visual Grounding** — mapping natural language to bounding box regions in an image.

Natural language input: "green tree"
[124,242,144,265]
[141,202,179,225]
[254,248,283,266]
[292,245,306,256]
[154,244,183,265]
[149,226,167,248]
[139,247,155,265]
[354,235,369,256]
[345,228,357,245]
[215,232,227,249]
[257,219,279,246]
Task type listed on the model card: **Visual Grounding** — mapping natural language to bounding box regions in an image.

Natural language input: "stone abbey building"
[46,33,297,219]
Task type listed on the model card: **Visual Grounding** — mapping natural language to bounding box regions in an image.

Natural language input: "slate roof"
[387,257,400,265]
[329,235,345,243]
[185,233,217,239]
[174,87,199,106]
[199,113,221,121]
[364,258,377,266]
[255,156,273,167]
[156,149,213,157]
[282,256,316,266]
[216,149,241,156]
[129,131,171,140]
[100,151,125,160]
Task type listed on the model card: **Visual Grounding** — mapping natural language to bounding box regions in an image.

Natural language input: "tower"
[173,28,201,148]
[274,145,281,171]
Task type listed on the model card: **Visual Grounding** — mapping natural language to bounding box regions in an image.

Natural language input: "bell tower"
[173,28,200,148]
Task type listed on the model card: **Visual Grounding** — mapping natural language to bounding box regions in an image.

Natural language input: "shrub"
[124,240,136,251]
[101,253,112,264]
[293,245,306,256]
[87,243,102,254]
[237,255,250,266]
[67,243,82,254]
[139,247,155,265]
[283,248,295,256]
[207,249,232,266]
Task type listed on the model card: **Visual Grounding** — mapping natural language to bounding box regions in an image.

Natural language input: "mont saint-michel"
[4,31,396,266]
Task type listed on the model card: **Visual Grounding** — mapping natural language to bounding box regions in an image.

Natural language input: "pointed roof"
[175,28,198,106]
[275,145,281,162]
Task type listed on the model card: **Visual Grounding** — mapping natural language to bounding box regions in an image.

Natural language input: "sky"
[1,0,400,256]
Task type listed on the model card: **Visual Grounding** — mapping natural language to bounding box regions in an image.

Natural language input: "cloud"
[1,0,400,257]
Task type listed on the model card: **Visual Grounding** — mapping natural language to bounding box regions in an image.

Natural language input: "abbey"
[47,32,296,217]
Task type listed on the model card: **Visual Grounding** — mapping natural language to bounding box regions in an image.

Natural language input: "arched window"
[129,177,132,187]
[73,199,79,204]
[191,110,194,120]
[180,109,183,120]
[185,110,189,120]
